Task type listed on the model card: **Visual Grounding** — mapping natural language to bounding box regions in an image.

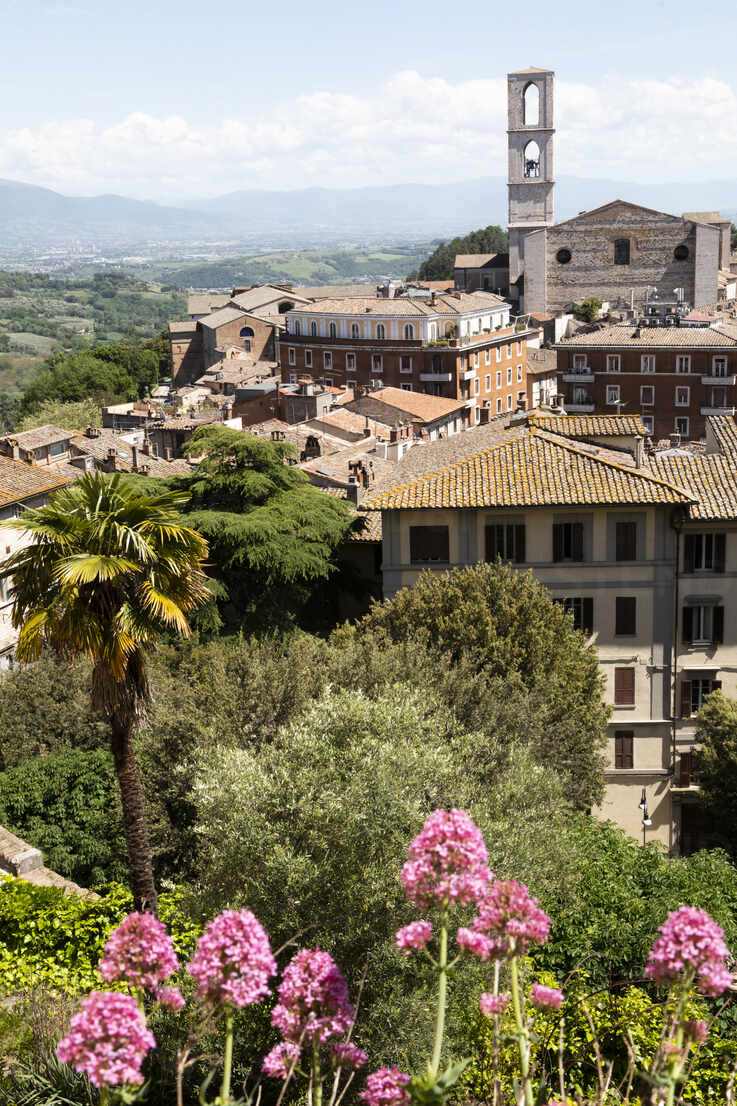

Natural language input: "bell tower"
[507,67,555,307]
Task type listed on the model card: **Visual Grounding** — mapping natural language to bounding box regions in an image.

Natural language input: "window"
[640,385,654,406]
[713,357,728,377]
[615,521,638,561]
[496,370,502,388]
[496,397,502,413]
[289,372,297,384]
[475,353,480,368]
[606,355,621,373]
[675,386,690,406]
[523,139,540,178]
[606,384,620,406]
[400,355,412,373]
[328,322,337,338]
[372,355,383,373]
[523,81,540,125]
[504,393,511,410]
[517,364,523,382]
[294,320,301,336]
[49,440,67,456]
[410,525,449,563]
[614,731,634,769]
[351,323,360,338]
[507,366,513,385]
[496,346,502,362]
[682,604,724,645]
[429,323,438,342]
[615,596,637,636]
[684,533,726,573]
[403,324,415,340]
[322,352,332,370]
[474,407,481,425]
[305,350,313,368]
[485,374,491,391]
[556,248,572,265]
[239,326,254,339]
[712,386,728,408]
[485,523,526,563]
[553,521,584,562]
[324,377,333,388]
[485,349,491,365]
[681,677,722,717]
[674,244,689,261]
[573,354,587,370]
[676,356,691,374]
[401,383,413,391]
[572,386,589,405]
[346,353,356,372]
[474,378,480,396]
[614,238,631,265]
[310,321,318,337]
[557,597,594,635]
[675,416,689,436]
[517,340,523,355]
[376,323,386,339]
[641,355,655,373]
[288,347,296,366]
[642,415,654,435]
[614,667,635,706]
[507,344,512,359]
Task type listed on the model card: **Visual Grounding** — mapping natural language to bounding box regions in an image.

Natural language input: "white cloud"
[0,71,735,202]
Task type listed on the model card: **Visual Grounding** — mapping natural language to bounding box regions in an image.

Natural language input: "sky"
[1,0,736,203]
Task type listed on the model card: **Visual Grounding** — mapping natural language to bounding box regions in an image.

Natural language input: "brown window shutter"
[713,606,724,644]
[515,524,526,564]
[714,533,726,573]
[553,524,563,562]
[615,730,634,769]
[572,522,584,562]
[614,667,635,705]
[583,597,594,636]
[484,525,495,562]
[680,680,692,718]
[679,751,692,787]
[683,534,695,573]
[682,607,693,645]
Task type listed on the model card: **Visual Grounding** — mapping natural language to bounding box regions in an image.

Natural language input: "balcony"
[701,375,737,385]
[460,368,476,381]
[700,406,736,416]
[563,369,594,383]
[419,371,453,383]
[566,402,596,413]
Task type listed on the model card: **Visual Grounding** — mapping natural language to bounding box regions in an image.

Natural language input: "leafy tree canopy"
[408,226,508,281]
[694,690,737,855]
[14,397,101,433]
[573,296,603,323]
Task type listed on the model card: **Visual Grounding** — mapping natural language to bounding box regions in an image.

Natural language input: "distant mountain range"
[0,176,734,258]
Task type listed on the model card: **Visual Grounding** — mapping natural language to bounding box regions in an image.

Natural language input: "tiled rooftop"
[557,325,737,348]
[706,415,737,454]
[1,424,76,450]
[198,305,248,330]
[0,457,69,506]
[187,293,229,316]
[528,413,647,437]
[648,454,737,521]
[290,291,508,318]
[346,387,466,425]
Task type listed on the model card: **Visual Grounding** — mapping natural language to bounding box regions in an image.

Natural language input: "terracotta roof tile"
[291,291,507,318]
[557,325,737,348]
[1,424,76,450]
[648,455,737,521]
[706,415,737,454]
[528,413,647,437]
[0,457,69,506]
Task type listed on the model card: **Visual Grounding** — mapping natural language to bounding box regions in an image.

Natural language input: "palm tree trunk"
[110,714,158,915]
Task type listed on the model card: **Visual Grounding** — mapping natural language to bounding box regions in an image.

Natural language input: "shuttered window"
[683,533,726,573]
[679,752,693,787]
[555,597,594,636]
[614,667,635,706]
[409,526,449,564]
[485,523,526,564]
[682,605,724,645]
[615,521,638,561]
[681,678,722,717]
[553,522,584,562]
[615,597,637,636]
[614,731,634,769]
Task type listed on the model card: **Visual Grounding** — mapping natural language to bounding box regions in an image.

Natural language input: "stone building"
[453,253,509,294]
[556,324,737,440]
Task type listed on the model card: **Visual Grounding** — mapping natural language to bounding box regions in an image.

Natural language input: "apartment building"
[280,292,535,426]
[556,325,737,441]
[364,410,737,854]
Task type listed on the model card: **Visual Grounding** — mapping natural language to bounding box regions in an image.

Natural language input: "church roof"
[509,66,553,74]
[554,199,685,227]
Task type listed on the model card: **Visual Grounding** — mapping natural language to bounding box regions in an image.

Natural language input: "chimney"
[346,475,363,506]
[516,395,528,413]
[142,438,151,456]
[103,448,117,473]
[390,427,399,443]
[85,425,101,439]
[132,444,139,470]
[430,291,436,305]
[634,434,644,467]
[8,439,19,461]
[138,463,150,476]
[670,432,682,449]
[165,447,173,461]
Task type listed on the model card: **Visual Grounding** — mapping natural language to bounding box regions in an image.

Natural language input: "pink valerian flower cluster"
[360,1067,411,1106]
[645,907,733,996]
[99,911,179,991]
[395,921,432,954]
[187,909,277,1009]
[683,1019,708,1045]
[56,992,155,1089]
[262,948,365,1077]
[479,992,510,1017]
[530,984,563,1010]
[156,986,185,1011]
[461,879,551,960]
[261,1041,301,1079]
[401,809,492,911]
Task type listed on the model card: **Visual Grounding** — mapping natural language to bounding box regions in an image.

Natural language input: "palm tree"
[1,472,209,912]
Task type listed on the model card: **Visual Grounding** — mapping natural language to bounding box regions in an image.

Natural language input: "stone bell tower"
[507,67,555,308]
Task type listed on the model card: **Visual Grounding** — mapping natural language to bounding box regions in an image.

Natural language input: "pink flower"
[469,880,551,959]
[271,948,355,1046]
[56,992,155,1088]
[646,907,733,996]
[479,992,510,1017]
[457,927,495,961]
[156,986,185,1011]
[401,809,492,911]
[396,921,432,954]
[262,1041,301,1078]
[329,1041,368,1070]
[187,909,276,1009]
[531,983,563,1010]
[360,1067,411,1106]
[683,1019,708,1045]
[99,912,178,991]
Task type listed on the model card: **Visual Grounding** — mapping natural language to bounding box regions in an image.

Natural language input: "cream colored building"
[366,410,737,854]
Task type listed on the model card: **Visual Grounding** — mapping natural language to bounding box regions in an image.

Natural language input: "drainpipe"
[669,506,687,854]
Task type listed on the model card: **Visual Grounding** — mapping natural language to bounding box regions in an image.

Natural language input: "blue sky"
[0,0,735,200]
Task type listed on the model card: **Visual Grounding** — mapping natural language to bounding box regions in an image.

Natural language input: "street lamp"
[639,787,652,846]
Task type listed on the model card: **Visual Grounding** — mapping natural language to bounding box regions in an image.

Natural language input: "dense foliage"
[19,338,164,415]
[694,690,737,855]
[15,397,102,432]
[408,226,508,281]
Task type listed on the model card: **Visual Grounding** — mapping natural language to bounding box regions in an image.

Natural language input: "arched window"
[294,320,301,335]
[328,322,337,338]
[239,326,254,338]
[403,323,414,340]
[351,323,360,338]
[376,323,386,339]
[429,323,438,341]
[523,83,540,126]
[278,301,294,313]
[523,140,540,178]
[310,321,318,337]
[614,238,631,265]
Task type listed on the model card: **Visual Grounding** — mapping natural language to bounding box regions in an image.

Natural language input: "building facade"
[280,293,534,426]
[556,324,737,440]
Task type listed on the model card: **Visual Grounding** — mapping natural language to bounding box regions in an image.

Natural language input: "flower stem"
[220,1009,234,1105]
[431,918,448,1076]
[509,953,533,1106]
[312,1036,323,1106]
